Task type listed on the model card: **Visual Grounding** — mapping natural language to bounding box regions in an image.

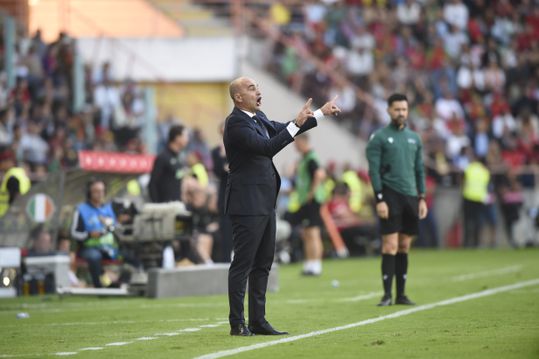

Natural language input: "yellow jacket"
[0,167,31,217]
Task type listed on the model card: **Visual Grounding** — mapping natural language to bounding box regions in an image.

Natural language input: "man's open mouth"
[256,97,262,106]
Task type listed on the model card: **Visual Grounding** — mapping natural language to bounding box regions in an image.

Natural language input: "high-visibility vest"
[342,170,363,213]
[296,150,326,205]
[323,178,335,202]
[191,163,209,187]
[0,167,31,217]
[126,179,141,196]
[462,161,490,203]
[287,190,301,213]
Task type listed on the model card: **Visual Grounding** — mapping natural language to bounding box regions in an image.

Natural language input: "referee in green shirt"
[365,93,428,306]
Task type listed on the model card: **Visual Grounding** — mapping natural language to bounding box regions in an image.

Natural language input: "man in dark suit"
[148,125,190,203]
[211,121,233,262]
[224,76,340,336]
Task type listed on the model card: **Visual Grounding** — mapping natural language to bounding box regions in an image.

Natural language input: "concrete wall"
[147,263,279,299]
[76,37,236,82]
[152,82,230,146]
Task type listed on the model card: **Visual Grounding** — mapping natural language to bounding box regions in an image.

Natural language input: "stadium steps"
[148,0,233,37]
[29,0,184,41]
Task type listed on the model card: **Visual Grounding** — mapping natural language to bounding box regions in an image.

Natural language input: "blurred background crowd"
[261,0,539,181]
[0,0,538,289]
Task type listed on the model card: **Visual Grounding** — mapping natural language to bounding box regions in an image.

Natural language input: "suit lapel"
[232,107,268,138]
[253,116,269,138]
[256,112,274,137]
[231,107,274,138]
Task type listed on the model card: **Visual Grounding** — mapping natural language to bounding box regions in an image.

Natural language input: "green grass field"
[1,248,539,358]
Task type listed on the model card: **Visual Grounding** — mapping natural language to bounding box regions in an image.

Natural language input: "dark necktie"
[253,116,269,138]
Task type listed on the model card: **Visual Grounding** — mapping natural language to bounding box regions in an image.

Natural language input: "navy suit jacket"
[223,107,317,216]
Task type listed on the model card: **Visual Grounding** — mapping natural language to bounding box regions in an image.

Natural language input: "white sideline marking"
[0,317,228,330]
[0,354,42,358]
[79,347,103,351]
[180,328,201,332]
[46,318,221,326]
[155,332,182,337]
[193,278,539,359]
[3,320,227,358]
[451,265,522,281]
[338,292,381,302]
[136,337,158,341]
[105,342,131,347]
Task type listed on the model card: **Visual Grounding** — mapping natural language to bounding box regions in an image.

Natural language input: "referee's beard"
[391,116,406,129]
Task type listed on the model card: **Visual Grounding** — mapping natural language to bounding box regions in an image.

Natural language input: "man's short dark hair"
[168,125,185,144]
[86,177,106,201]
[387,93,408,107]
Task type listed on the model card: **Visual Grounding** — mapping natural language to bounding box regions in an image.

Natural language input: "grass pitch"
[1,248,538,358]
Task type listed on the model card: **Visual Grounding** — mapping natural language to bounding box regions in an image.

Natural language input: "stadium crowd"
[0,29,147,182]
[198,0,539,247]
[255,0,538,249]
[262,0,539,178]
[2,0,539,287]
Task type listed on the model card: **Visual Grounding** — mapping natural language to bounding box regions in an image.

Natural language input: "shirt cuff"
[287,122,300,137]
[313,109,324,120]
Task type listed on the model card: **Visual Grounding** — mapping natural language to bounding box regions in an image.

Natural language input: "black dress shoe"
[230,323,254,336]
[377,295,392,307]
[395,295,416,305]
[248,322,288,335]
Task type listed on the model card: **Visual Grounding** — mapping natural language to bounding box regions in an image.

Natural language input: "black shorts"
[297,201,323,228]
[379,186,419,236]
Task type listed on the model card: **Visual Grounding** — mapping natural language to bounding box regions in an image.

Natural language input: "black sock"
[381,254,395,297]
[395,252,408,297]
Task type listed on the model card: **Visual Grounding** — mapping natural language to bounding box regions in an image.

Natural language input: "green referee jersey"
[365,123,426,198]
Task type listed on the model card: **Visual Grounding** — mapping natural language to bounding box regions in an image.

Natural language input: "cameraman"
[71,178,119,288]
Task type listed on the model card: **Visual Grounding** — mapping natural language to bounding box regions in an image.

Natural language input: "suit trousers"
[228,212,276,326]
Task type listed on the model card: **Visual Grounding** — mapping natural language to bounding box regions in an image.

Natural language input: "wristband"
[375,192,384,203]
